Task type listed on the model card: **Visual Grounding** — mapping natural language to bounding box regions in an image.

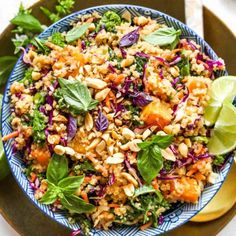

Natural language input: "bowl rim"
[1,3,233,235]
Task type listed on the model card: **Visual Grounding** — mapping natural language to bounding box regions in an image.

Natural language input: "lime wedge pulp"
[208,102,236,155]
[0,94,10,180]
[204,76,236,126]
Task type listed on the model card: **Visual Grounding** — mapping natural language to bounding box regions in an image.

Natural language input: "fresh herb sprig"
[40,154,95,214]
[32,110,46,144]
[137,135,173,184]
[41,0,75,23]
[144,27,181,50]
[55,78,98,115]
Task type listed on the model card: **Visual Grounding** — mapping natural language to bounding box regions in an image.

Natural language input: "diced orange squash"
[31,145,51,166]
[140,99,172,128]
[187,77,207,93]
[163,177,200,203]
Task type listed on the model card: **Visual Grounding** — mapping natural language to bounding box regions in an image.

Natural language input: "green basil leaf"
[60,194,95,214]
[74,160,96,172]
[137,145,163,184]
[0,56,17,86]
[66,23,90,43]
[137,140,153,150]
[58,78,98,115]
[144,27,181,49]
[11,13,43,33]
[133,185,156,198]
[58,176,84,194]
[46,154,68,185]
[138,135,173,150]
[151,135,174,149]
[31,37,50,54]
[39,183,60,204]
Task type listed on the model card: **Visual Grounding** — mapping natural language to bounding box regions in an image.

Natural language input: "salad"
[2,9,236,235]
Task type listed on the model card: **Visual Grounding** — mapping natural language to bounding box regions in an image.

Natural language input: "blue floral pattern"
[1,4,232,236]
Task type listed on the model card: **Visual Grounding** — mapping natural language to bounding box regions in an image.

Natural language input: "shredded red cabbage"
[169,56,182,66]
[158,175,180,180]
[159,69,164,80]
[96,185,107,198]
[19,47,32,65]
[188,40,197,50]
[205,59,224,69]
[171,77,180,87]
[108,173,115,186]
[95,110,109,132]
[120,47,127,58]
[67,116,77,142]
[60,137,67,146]
[46,95,53,125]
[135,52,150,58]
[114,103,126,118]
[81,40,86,50]
[158,215,164,225]
[108,63,116,73]
[119,28,139,47]
[70,229,81,236]
[130,92,152,107]
[124,159,142,186]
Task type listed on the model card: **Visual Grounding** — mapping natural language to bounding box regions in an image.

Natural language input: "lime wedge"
[208,102,236,155]
[210,76,236,102]
[204,76,236,126]
[0,94,10,180]
[204,98,222,126]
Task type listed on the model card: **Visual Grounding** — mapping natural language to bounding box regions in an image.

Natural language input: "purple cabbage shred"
[119,28,139,47]
[108,173,115,186]
[95,111,109,132]
[108,63,116,73]
[67,116,77,142]
[70,229,81,236]
[120,47,127,58]
[131,92,153,107]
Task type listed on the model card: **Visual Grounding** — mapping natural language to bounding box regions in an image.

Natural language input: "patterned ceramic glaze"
[1,4,232,235]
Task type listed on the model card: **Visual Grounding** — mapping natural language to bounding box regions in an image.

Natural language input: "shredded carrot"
[186,169,197,176]
[30,172,37,183]
[77,39,82,52]
[114,74,125,85]
[108,203,120,208]
[108,91,116,100]
[152,179,159,190]
[86,17,94,23]
[81,191,89,203]
[84,176,92,182]
[2,131,19,142]
[195,172,206,181]
[86,154,98,164]
[105,96,111,109]
[140,221,152,231]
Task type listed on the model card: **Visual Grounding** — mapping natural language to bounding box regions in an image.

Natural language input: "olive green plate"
[0,0,236,235]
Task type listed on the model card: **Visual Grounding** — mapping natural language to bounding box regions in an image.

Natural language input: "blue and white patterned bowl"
[1,4,232,235]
